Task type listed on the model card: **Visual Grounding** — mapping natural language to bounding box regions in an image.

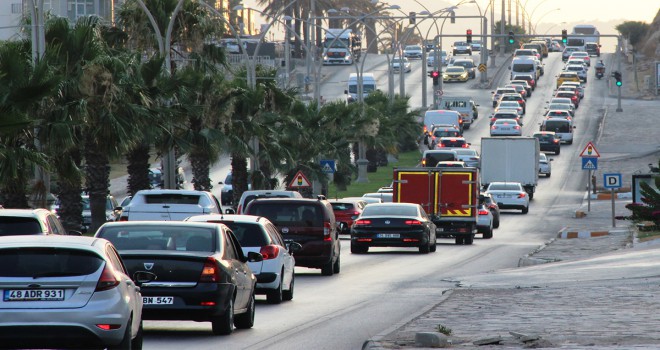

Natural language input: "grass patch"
[326,150,421,199]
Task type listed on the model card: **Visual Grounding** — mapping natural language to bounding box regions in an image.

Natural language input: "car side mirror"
[246,251,264,263]
[114,206,122,211]
[287,241,303,254]
[218,181,224,185]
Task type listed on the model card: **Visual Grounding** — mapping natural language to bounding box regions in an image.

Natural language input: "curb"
[590,191,633,200]
[557,227,630,239]
[365,289,456,349]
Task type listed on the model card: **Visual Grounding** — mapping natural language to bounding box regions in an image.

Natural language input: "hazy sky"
[241,0,659,50]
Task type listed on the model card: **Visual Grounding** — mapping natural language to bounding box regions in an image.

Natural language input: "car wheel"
[464,235,474,245]
[266,276,283,304]
[522,206,529,214]
[419,241,430,254]
[234,292,255,329]
[110,317,133,350]
[212,297,234,335]
[351,242,368,254]
[547,172,551,178]
[556,149,560,155]
[283,272,294,301]
[493,216,500,229]
[429,237,437,252]
[483,226,493,239]
[455,236,464,245]
[333,254,341,274]
[131,320,144,350]
[321,259,334,276]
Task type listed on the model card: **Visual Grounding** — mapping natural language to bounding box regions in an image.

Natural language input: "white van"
[540,118,575,144]
[439,96,475,129]
[423,109,463,135]
[510,57,538,80]
[118,189,222,221]
[345,73,377,103]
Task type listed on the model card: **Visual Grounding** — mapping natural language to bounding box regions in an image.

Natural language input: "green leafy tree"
[622,160,660,225]
[615,21,650,48]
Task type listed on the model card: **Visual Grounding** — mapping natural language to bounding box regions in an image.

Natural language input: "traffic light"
[508,31,515,44]
[409,12,416,25]
[561,29,567,44]
[613,71,622,86]
[466,29,473,44]
[430,70,440,86]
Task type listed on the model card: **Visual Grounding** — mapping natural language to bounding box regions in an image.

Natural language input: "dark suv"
[533,131,561,155]
[244,198,340,276]
[585,42,600,57]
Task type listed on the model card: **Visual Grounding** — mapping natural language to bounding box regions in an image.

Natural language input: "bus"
[571,25,600,45]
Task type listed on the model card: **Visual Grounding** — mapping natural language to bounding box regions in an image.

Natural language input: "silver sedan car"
[0,235,154,349]
[485,182,530,214]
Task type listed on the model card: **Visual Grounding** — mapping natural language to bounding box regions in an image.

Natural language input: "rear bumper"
[433,220,477,237]
[140,283,233,321]
[0,325,114,349]
[351,230,430,248]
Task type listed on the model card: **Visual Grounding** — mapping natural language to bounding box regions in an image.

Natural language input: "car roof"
[0,208,52,218]
[98,221,224,230]
[0,235,104,250]
[185,214,263,224]
[493,118,519,123]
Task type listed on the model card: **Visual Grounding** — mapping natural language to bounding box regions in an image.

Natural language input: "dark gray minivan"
[244,198,340,276]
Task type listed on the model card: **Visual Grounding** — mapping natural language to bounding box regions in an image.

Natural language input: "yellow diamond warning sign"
[288,170,311,188]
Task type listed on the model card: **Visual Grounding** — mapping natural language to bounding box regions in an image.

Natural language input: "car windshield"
[454,42,468,46]
[453,61,473,68]
[446,67,464,73]
[362,205,417,216]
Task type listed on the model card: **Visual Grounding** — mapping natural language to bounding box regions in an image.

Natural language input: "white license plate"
[377,233,400,238]
[143,296,174,305]
[4,289,64,301]
[496,194,512,198]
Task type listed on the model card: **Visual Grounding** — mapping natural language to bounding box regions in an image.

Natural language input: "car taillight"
[96,264,120,292]
[438,144,445,147]
[423,126,428,133]
[462,144,469,148]
[352,211,360,216]
[199,258,220,282]
[260,245,280,260]
[96,324,122,331]
[491,125,496,129]
[324,221,332,241]
[478,209,489,215]
[354,219,371,226]
[553,139,559,144]
[405,220,422,225]
[514,126,521,130]
[518,193,527,198]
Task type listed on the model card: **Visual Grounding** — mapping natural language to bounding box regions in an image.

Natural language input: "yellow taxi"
[556,71,580,88]
[530,40,549,57]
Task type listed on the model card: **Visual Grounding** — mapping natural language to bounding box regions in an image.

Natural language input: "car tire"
[464,235,474,245]
[430,238,437,252]
[266,276,283,304]
[483,226,493,239]
[333,255,341,274]
[455,236,464,245]
[110,317,133,350]
[556,149,561,155]
[547,172,551,178]
[419,241,430,254]
[493,216,500,229]
[351,243,368,254]
[321,260,334,276]
[522,206,529,214]
[212,298,234,335]
[234,293,255,329]
[132,320,144,350]
[283,272,294,301]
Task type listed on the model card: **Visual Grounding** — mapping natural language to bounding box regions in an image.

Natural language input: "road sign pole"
[587,169,591,212]
[611,187,616,227]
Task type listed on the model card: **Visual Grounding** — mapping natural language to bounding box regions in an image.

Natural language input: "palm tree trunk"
[231,154,249,206]
[190,149,212,191]
[54,151,84,232]
[126,142,152,196]
[84,135,111,234]
[1,179,30,209]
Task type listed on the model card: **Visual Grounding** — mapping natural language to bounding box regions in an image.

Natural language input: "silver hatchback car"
[0,235,154,349]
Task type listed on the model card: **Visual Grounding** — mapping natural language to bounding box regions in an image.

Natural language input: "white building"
[0,0,117,41]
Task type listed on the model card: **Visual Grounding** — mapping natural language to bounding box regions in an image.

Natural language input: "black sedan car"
[533,131,561,155]
[95,221,263,335]
[350,203,437,254]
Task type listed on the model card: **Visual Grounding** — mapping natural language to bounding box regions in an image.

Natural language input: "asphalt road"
[134,50,617,350]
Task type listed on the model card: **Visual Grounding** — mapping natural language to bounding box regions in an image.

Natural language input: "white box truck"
[480,137,540,198]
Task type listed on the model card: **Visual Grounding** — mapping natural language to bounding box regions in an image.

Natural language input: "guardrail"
[227,54,277,68]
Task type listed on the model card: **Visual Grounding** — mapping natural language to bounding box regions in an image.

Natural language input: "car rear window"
[489,184,521,191]
[244,194,292,209]
[494,113,518,119]
[362,205,417,216]
[441,139,467,147]
[247,203,323,227]
[97,225,216,251]
[425,152,457,165]
[0,248,103,277]
[0,217,43,236]
[331,203,355,211]
[544,121,571,132]
[220,223,269,247]
[143,194,201,205]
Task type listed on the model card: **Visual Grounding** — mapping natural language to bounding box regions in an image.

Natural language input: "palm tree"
[0,41,56,208]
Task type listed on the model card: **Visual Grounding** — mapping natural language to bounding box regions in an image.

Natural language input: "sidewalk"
[365,71,660,349]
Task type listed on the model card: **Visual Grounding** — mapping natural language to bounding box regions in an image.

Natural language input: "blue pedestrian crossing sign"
[582,157,598,170]
[320,159,336,174]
